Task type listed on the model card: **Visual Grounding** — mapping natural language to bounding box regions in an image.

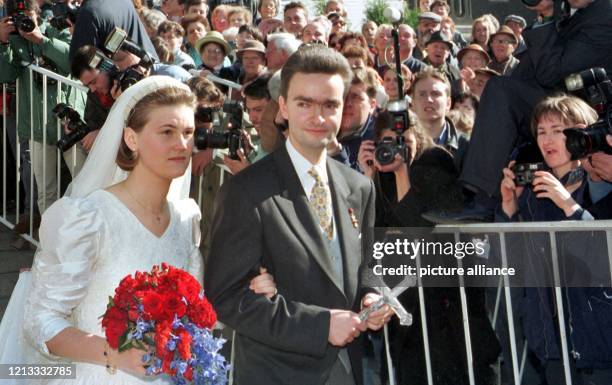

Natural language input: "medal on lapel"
[348,208,359,228]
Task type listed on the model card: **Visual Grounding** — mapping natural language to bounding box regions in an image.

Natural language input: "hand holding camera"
[0,17,16,43]
[500,160,526,217]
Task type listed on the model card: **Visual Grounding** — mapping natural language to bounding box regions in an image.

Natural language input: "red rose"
[177,328,192,360]
[142,291,165,320]
[162,294,186,320]
[184,366,193,381]
[176,276,200,304]
[102,307,128,349]
[187,297,216,329]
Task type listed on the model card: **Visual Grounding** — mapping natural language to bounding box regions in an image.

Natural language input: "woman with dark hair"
[497,93,612,384]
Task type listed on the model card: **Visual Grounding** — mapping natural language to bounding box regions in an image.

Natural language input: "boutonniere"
[348,208,359,228]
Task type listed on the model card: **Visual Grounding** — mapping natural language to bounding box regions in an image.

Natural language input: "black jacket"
[512,0,612,90]
[69,0,158,62]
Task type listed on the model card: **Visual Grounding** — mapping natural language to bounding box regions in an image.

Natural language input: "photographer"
[434,0,612,223]
[357,112,500,385]
[334,67,378,172]
[0,0,87,213]
[70,45,121,151]
[497,94,612,385]
[68,0,158,63]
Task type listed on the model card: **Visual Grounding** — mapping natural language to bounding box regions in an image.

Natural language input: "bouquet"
[101,263,229,384]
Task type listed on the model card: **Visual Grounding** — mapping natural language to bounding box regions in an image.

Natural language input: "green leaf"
[118,334,133,352]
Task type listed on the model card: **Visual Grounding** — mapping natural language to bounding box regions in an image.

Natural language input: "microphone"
[383,7,402,23]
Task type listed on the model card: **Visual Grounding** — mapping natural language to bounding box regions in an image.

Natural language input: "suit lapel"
[271,148,346,298]
[327,160,361,306]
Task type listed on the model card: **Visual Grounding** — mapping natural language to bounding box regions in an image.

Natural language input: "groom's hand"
[328,309,367,347]
[361,293,394,331]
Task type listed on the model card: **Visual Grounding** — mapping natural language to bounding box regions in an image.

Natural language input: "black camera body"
[10,12,35,33]
[88,50,145,92]
[512,162,546,186]
[564,68,612,159]
[194,100,245,160]
[9,0,35,34]
[53,103,95,152]
[375,136,410,166]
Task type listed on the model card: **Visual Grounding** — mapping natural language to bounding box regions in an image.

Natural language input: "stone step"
[0,272,20,298]
[0,297,9,322]
[0,250,34,274]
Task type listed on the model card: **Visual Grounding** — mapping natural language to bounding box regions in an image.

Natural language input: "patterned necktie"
[308,167,334,240]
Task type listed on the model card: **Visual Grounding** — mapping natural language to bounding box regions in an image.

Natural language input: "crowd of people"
[0,0,611,384]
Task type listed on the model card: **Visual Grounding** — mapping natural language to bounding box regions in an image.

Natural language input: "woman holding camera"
[358,112,500,385]
[497,94,612,384]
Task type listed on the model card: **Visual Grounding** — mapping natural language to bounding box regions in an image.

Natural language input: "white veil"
[66,75,192,200]
[0,76,194,372]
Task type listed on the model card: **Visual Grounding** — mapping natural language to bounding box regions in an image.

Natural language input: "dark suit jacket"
[205,145,376,385]
[512,0,612,90]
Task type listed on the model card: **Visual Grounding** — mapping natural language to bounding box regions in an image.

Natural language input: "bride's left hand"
[249,267,277,299]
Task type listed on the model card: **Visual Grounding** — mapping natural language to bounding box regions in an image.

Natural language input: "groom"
[205,45,390,385]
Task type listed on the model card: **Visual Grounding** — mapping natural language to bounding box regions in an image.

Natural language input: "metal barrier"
[1,63,87,247]
[427,221,612,385]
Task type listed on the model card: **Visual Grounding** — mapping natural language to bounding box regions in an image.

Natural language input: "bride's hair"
[117,85,196,171]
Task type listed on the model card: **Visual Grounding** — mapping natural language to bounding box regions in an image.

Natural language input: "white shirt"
[285,138,329,198]
[285,138,337,239]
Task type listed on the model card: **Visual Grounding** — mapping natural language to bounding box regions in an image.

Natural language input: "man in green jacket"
[0,1,87,214]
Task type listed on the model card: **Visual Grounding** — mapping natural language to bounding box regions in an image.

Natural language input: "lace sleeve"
[23,196,102,359]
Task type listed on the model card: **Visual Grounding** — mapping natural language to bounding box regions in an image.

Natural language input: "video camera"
[104,27,155,69]
[88,50,146,92]
[194,100,246,160]
[564,67,612,159]
[54,103,96,152]
[9,0,36,34]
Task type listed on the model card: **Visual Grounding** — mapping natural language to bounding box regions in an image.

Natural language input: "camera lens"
[375,144,395,166]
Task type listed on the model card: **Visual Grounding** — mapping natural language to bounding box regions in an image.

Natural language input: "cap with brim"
[457,44,491,64]
[475,68,500,77]
[195,31,230,56]
[504,15,527,29]
[418,12,442,23]
[236,40,266,58]
[430,0,450,11]
[425,31,454,51]
[490,26,518,44]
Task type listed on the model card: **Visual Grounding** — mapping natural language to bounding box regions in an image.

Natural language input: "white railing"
[1,63,87,247]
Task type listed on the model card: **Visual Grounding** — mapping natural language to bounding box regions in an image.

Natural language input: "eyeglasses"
[204,48,224,55]
[492,38,514,45]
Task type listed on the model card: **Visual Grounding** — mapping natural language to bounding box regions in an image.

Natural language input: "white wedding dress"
[5,190,202,385]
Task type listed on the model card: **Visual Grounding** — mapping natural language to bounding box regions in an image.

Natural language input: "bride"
[0,76,275,383]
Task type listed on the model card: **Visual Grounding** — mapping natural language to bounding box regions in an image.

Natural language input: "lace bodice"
[23,190,202,384]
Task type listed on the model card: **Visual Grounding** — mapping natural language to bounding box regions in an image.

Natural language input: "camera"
[512,163,546,186]
[88,50,145,92]
[104,27,155,69]
[375,136,410,166]
[54,103,96,152]
[563,67,612,159]
[9,1,35,33]
[194,100,245,160]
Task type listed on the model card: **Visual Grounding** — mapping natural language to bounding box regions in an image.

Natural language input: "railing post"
[549,231,573,385]
[415,242,433,385]
[499,232,521,385]
[455,231,475,385]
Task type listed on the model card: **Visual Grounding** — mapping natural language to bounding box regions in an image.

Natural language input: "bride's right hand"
[112,347,153,377]
[249,267,277,299]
